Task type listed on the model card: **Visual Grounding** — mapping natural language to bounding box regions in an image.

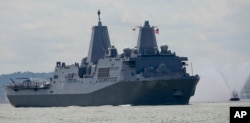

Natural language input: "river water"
[0,100,249,123]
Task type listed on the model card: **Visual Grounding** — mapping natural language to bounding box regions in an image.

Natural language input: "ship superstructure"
[6,10,199,107]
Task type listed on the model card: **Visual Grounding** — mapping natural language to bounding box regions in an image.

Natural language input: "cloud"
[22,21,45,30]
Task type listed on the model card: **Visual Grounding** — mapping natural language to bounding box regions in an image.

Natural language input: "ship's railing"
[97,77,117,82]
[141,73,199,81]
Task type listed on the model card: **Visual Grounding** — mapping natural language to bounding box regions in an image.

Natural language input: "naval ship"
[6,11,199,107]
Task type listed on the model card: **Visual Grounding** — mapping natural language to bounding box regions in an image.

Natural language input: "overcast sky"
[0,0,250,101]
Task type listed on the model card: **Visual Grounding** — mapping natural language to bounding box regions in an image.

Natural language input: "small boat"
[7,78,51,92]
[230,90,240,101]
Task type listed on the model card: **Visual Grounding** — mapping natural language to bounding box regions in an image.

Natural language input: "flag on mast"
[154,28,159,34]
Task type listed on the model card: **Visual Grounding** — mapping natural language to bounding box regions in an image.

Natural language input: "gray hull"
[7,77,198,107]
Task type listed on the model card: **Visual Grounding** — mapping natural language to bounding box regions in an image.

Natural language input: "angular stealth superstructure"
[137,21,158,55]
[6,11,199,107]
[87,10,111,64]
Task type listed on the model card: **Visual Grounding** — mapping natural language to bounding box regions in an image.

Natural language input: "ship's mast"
[137,21,158,55]
[97,10,102,26]
[98,10,101,22]
[87,10,111,64]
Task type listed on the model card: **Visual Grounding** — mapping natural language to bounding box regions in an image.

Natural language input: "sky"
[0,0,250,101]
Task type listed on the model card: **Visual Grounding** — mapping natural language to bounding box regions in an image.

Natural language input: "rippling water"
[0,100,250,123]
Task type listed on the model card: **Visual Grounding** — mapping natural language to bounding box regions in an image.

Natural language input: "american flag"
[154,28,159,34]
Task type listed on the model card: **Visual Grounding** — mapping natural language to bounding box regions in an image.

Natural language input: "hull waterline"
[7,78,198,107]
